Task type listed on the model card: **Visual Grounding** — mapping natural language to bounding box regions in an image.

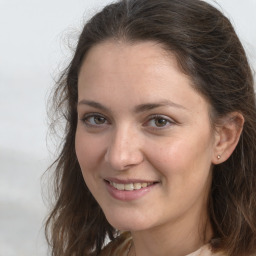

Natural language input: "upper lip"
[104,177,159,184]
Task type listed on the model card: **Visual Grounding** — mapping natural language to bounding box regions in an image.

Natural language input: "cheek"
[75,129,104,172]
[75,130,104,196]
[147,136,213,208]
[147,132,214,178]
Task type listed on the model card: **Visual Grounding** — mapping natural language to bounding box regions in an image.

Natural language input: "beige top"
[100,232,225,256]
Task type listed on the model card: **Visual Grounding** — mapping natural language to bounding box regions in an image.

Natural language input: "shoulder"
[99,232,132,256]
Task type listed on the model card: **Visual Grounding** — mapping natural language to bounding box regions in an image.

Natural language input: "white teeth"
[141,183,148,188]
[116,183,125,190]
[124,183,134,191]
[111,182,153,191]
[134,183,142,189]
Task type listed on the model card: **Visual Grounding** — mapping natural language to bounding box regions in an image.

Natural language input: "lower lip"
[105,181,157,201]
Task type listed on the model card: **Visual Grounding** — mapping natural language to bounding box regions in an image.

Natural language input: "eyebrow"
[77,99,187,113]
[134,100,187,112]
[78,100,108,111]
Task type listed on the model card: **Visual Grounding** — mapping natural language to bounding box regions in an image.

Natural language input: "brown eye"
[82,114,108,127]
[154,118,168,127]
[94,116,106,124]
[144,115,174,129]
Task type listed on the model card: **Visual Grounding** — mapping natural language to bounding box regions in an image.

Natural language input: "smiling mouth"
[107,181,158,191]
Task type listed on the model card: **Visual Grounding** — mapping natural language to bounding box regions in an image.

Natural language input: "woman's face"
[76,41,216,232]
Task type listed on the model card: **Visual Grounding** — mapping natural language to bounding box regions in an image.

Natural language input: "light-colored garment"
[187,244,223,256]
[99,232,225,256]
[100,232,132,256]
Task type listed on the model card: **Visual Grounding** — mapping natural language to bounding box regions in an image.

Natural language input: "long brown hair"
[45,0,256,255]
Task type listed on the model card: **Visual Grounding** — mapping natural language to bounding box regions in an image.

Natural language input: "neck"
[130,209,212,256]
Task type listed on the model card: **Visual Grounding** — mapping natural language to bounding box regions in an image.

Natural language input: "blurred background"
[0,0,255,255]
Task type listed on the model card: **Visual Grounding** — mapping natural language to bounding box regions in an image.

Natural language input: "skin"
[75,40,225,256]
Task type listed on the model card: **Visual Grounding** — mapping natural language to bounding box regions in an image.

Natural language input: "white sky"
[0,1,255,255]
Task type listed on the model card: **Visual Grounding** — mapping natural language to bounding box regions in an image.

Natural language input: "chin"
[104,212,151,232]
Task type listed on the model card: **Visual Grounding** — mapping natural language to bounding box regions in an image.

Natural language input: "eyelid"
[80,112,110,127]
[79,112,177,130]
[143,114,176,129]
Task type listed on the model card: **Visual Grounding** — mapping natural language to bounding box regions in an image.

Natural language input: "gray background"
[0,0,255,255]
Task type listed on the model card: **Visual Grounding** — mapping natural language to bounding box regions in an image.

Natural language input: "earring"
[217,155,221,160]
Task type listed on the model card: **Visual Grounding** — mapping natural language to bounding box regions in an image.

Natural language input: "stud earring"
[217,155,221,160]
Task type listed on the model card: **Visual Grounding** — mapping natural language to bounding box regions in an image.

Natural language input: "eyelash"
[144,114,175,129]
[80,113,109,128]
[80,113,175,130]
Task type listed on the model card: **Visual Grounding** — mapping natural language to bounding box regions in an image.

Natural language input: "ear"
[212,112,244,164]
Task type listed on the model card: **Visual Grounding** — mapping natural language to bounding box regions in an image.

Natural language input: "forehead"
[80,40,181,76]
[78,40,210,116]
[79,40,191,93]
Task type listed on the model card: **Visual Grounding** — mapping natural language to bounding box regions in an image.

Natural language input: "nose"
[104,125,144,171]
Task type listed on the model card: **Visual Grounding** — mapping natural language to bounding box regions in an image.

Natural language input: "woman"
[45,0,256,255]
